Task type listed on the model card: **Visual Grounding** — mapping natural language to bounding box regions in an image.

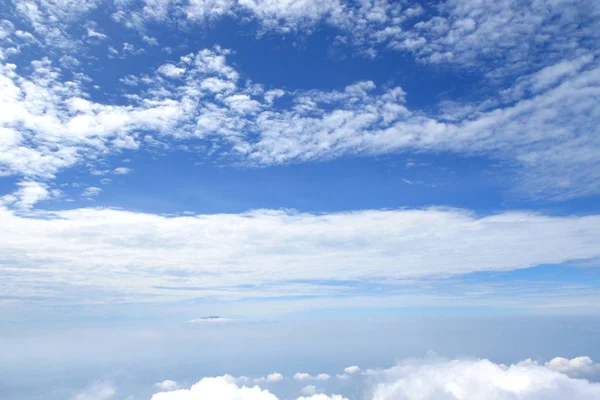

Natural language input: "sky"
[1,0,600,399]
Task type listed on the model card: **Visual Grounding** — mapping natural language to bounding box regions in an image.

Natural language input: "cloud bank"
[1,206,600,303]
[370,357,600,400]
[150,357,600,400]
[150,376,343,400]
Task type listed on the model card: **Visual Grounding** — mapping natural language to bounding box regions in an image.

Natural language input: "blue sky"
[1,0,600,399]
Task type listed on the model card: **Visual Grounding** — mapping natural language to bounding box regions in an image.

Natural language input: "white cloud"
[157,64,186,78]
[0,181,51,210]
[264,373,284,383]
[300,385,317,395]
[370,357,600,400]
[343,366,360,375]
[113,167,133,175]
[73,381,116,400]
[86,27,108,40]
[151,376,345,400]
[154,380,180,391]
[2,41,600,198]
[1,207,600,303]
[294,373,330,381]
[82,186,102,197]
[143,35,159,46]
[151,376,278,400]
[545,356,600,376]
[253,373,284,383]
[13,0,102,48]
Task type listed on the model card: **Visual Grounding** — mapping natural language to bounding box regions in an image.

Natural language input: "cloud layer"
[1,206,600,303]
[1,26,600,198]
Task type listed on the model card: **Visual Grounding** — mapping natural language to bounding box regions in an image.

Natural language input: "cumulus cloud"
[1,206,600,303]
[343,366,360,375]
[545,356,600,376]
[151,376,278,400]
[147,356,600,400]
[369,357,600,400]
[0,181,52,210]
[157,64,186,78]
[294,373,330,381]
[151,376,345,400]
[257,373,283,383]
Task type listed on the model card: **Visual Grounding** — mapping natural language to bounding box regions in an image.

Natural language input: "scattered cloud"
[301,385,317,395]
[113,167,133,175]
[82,187,102,198]
[157,64,186,78]
[294,373,330,381]
[256,373,284,383]
[2,42,599,198]
[343,366,360,375]
[150,356,600,400]
[154,380,180,391]
[0,181,53,210]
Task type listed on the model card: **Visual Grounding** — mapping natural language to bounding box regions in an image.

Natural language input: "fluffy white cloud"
[157,64,186,78]
[294,373,330,381]
[343,366,360,375]
[155,380,180,391]
[264,373,284,383]
[113,167,133,175]
[151,376,345,400]
[151,376,279,400]
[370,357,600,400]
[1,206,600,303]
[545,356,600,376]
[0,181,52,210]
